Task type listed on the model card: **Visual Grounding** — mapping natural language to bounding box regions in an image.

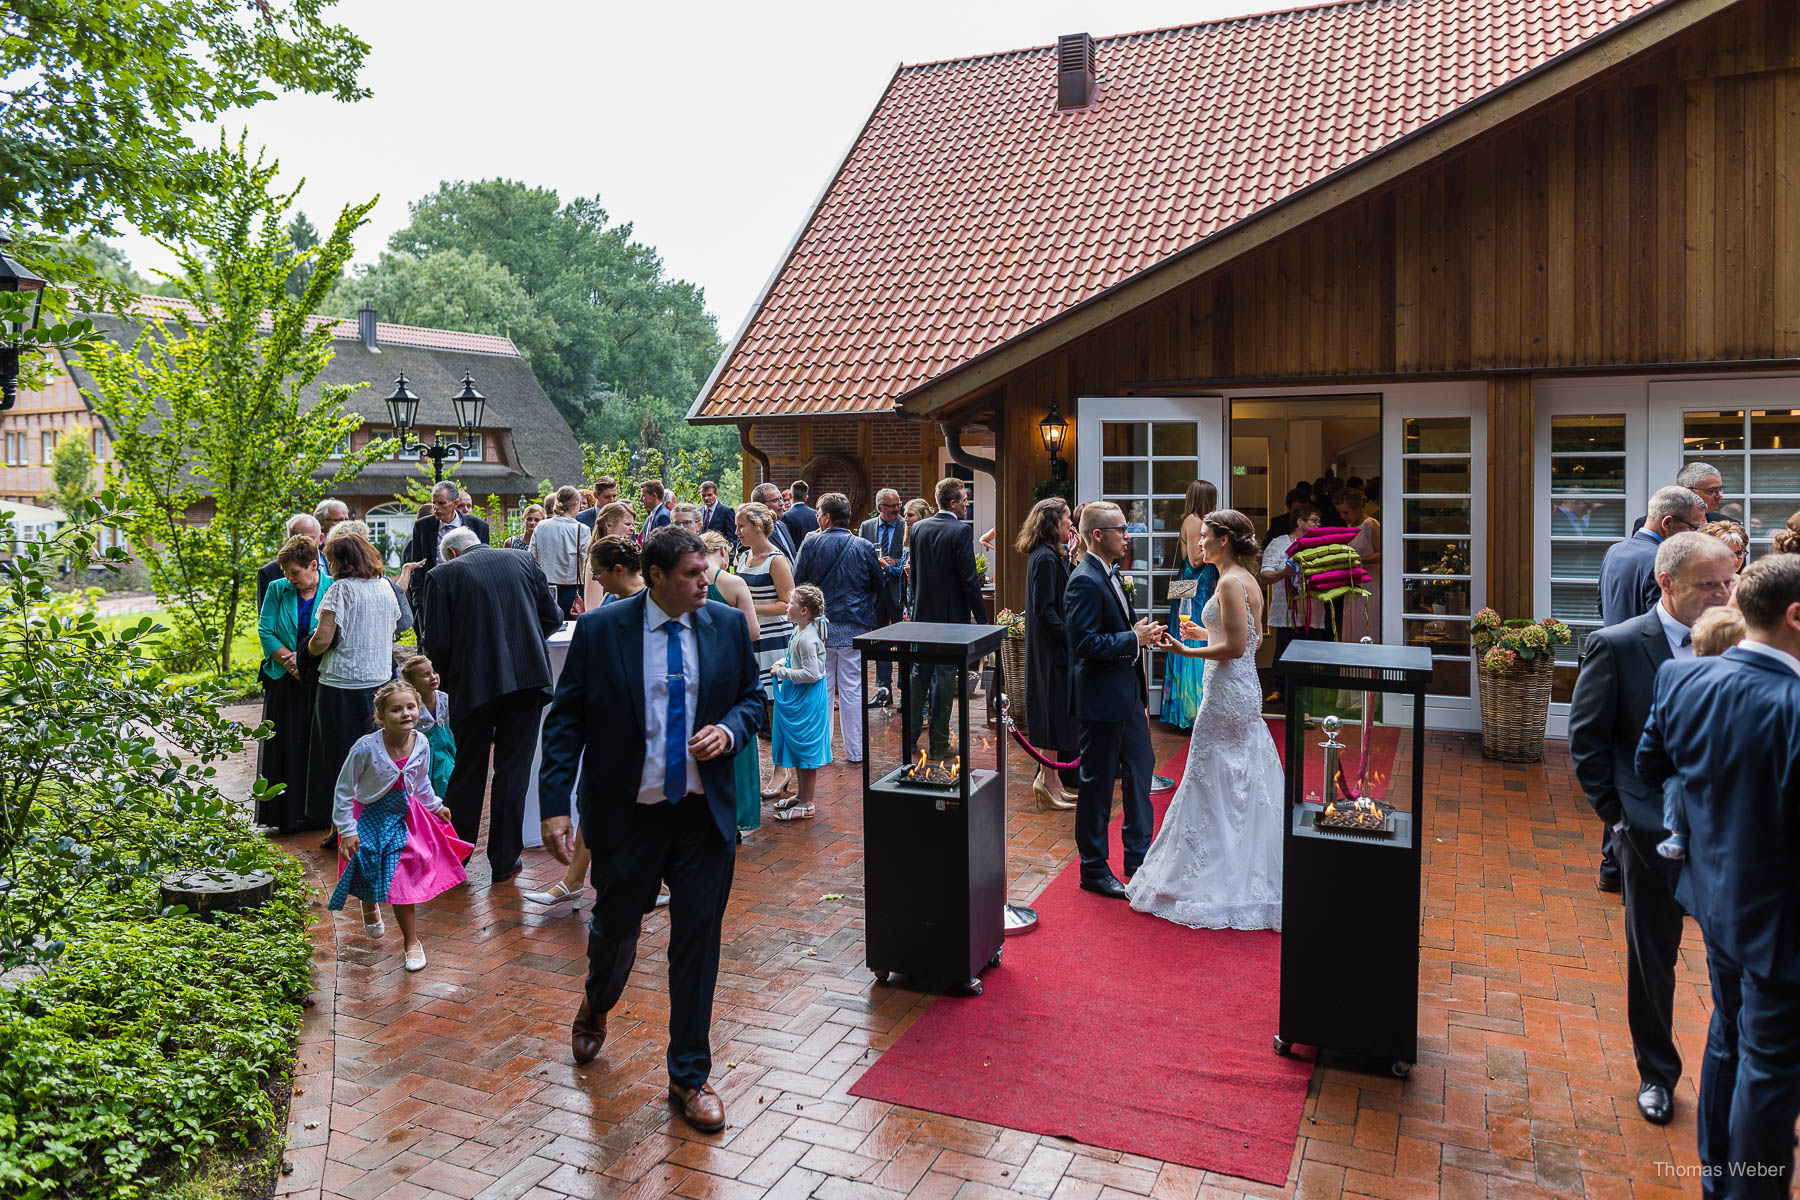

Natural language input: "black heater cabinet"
[854,622,1007,994]
[1273,640,1433,1077]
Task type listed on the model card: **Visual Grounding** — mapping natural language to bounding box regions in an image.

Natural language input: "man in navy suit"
[698,481,737,545]
[781,479,818,547]
[1638,553,1800,1199]
[1571,531,1735,1126]
[751,482,797,558]
[1064,501,1163,900]
[575,476,619,532]
[1591,483,1707,894]
[639,480,673,539]
[538,526,764,1135]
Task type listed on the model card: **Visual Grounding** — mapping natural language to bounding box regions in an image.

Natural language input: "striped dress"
[737,547,793,688]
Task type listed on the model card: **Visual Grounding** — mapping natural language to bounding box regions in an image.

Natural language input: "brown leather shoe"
[668,1081,726,1133]
[570,1001,606,1064]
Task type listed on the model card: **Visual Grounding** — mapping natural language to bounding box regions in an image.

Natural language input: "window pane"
[1405,498,1471,535]
[1103,461,1147,495]
[1551,581,1602,623]
[1559,497,1629,538]
[1103,422,1148,457]
[1551,414,1626,454]
[1151,423,1197,456]
[1749,499,1800,540]
[1684,410,1744,453]
[1549,455,1626,492]
[1404,458,1472,495]
[1691,455,1746,492]
[1122,502,1151,533]
[1153,499,1186,533]
[1403,417,1471,455]
[1751,409,1800,451]
[1749,454,1800,492]
[1550,542,1611,578]
[1403,579,1470,616]
[1556,623,1598,667]
[1404,538,1472,575]
[1404,619,1470,655]
[1426,657,1472,698]
[1127,534,1151,567]
[1153,534,1184,570]
[1152,460,1192,496]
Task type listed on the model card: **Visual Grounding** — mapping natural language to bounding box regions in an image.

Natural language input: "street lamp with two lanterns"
[384,371,486,482]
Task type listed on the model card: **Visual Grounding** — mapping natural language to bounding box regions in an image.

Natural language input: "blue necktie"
[880,522,893,556]
[663,618,686,803]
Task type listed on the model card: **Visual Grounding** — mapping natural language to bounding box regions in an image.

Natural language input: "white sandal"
[362,907,385,938]
[404,943,427,972]
[521,880,586,906]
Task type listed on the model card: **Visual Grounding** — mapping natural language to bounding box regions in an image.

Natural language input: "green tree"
[282,211,334,300]
[48,434,95,516]
[84,137,388,674]
[1,0,370,386]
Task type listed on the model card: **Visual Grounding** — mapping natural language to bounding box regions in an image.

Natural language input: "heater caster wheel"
[872,970,889,984]
[965,979,983,996]
[989,947,1003,968]
[1391,1061,1412,1079]
[1272,1035,1292,1057]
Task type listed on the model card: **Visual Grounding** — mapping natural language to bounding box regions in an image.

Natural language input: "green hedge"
[0,836,312,1199]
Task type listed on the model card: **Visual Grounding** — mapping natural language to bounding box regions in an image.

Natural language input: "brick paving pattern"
[250,710,1733,1200]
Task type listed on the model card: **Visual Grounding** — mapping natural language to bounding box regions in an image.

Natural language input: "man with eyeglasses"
[1630,462,1731,535]
[858,490,907,706]
[1064,502,1164,900]
[1589,484,1706,896]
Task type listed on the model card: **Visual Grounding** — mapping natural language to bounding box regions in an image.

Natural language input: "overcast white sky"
[113,0,1247,339]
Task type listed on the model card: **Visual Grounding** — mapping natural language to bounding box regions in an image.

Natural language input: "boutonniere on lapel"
[1120,576,1136,597]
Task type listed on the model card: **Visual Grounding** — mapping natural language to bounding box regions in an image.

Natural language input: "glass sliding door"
[1077,397,1225,716]
[1648,379,1800,559]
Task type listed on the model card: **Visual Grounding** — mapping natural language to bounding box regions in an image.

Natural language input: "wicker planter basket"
[998,633,1029,731]
[1477,654,1555,762]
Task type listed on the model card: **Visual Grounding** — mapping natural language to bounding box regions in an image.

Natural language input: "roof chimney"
[357,300,379,351]
[1055,33,1096,111]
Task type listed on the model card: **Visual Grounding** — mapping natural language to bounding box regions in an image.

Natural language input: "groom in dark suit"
[1637,553,1800,1200]
[538,525,764,1134]
[1064,501,1163,900]
[1570,530,1735,1126]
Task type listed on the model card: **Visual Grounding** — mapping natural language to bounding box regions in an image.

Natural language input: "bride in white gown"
[1125,509,1284,931]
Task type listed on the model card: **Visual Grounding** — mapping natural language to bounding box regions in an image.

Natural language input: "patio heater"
[1272,639,1432,1079]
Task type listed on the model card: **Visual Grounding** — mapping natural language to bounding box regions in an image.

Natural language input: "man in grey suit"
[858,489,908,705]
[1570,531,1735,1127]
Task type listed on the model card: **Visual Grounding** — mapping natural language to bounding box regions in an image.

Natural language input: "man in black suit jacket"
[538,526,763,1135]
[421,528,562,883]
[906,480,988,755]
[255,512,322,611]
[751,483,798,558]
[1570,531,1736,1126]
[781,479,818,547]
[404,481,491,638]
[1629,462,1730,535]
[1637,554,1800,1198]
[698,481,737,545]
[1064,501,1163,900]
[858,490,908,704]
[575,477,620,531]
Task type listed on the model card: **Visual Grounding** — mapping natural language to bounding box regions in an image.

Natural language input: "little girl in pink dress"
[328,679,472,971]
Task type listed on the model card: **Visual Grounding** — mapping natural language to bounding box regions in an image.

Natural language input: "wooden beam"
[1487,376,1536,616]
[897,0,1743,419]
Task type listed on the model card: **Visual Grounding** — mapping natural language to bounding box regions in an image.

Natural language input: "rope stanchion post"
[995,694,1040,936]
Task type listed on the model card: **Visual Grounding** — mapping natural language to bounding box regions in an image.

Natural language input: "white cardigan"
[332,730,444,836]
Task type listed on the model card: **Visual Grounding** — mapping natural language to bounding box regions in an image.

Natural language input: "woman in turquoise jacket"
[257,536,331,833]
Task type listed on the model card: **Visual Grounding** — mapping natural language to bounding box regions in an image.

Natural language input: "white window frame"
[1647,377,1800,558]
[1534,380,1648,739]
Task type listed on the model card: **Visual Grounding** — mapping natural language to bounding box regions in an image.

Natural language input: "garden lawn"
[96,607,264,676]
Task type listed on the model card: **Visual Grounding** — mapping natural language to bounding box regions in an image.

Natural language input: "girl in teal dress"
[402,656,455,800]
[1161,480,1219,729]
[771,584,832,820]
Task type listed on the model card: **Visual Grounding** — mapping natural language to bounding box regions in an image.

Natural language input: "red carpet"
[849,726,1323,1184]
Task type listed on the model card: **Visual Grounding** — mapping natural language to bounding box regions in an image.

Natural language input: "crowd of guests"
[1565,459,1800,1196]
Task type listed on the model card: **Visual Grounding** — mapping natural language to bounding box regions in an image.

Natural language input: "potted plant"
[1472,609,1572,762]
[993,608,1028,729]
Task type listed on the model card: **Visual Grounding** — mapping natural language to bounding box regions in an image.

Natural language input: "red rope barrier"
[995,695,1080,771]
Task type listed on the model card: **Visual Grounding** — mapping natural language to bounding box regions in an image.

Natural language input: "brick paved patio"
[259,714,1725,1200]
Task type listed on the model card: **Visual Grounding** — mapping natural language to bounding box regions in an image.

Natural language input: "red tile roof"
[135,296,521,357]
[693,0,1666,421]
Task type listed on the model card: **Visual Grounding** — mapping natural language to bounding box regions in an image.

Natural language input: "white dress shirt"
[640,593,702,805]
[1655,601,1695,661]
[1737,639,1800,677]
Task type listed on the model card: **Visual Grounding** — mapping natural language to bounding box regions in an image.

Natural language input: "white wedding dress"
[1126,584,1285,930]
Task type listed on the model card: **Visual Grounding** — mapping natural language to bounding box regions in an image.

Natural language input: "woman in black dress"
[255,535,330,833]
[1017,498,1079,811]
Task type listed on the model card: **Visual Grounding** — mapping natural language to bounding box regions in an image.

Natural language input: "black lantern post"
[386,371,485,482]
[0,231,48,413]
[1039,397,1069,479]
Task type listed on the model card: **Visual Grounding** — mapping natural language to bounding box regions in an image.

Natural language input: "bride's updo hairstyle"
[1202,509,1261,561]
